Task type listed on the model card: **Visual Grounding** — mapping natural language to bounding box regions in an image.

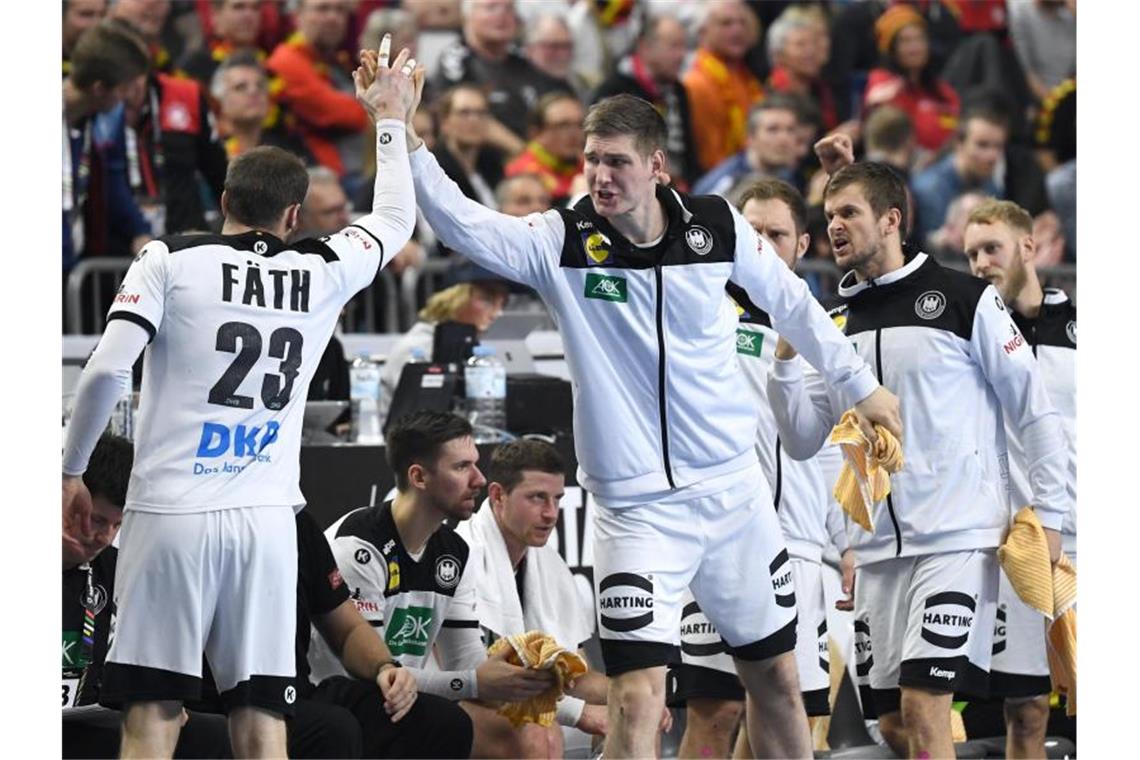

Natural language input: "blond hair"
[418,283,474,323]
[966,199,1032,237]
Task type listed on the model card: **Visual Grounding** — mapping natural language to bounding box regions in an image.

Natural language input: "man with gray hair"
[525,15,589,99]
[212,51,314,162]
[693,95,803,197]
[765,6,838,133]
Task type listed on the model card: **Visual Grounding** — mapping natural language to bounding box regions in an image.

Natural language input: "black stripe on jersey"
[1012,290,1076,350]
[441,619,479,629]
[726,282,772,327]
[368,620,385,628]
[843,257,988,342]
[293,236,341,263]
[107,311,157,342]
[162,230,287,255]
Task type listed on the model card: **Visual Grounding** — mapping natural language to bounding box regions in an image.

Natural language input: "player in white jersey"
[962,199,1076,758]
[61,37,420,758]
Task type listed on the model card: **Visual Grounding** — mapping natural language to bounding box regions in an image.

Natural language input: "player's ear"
[487,481,505,509]
[283,203,302,236]
[795,232,810,261]
[219,190,230,218]
[407,463,427,490]
[1019,232,1035,263]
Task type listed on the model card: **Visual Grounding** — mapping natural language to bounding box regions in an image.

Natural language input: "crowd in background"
[62,0,1076,329]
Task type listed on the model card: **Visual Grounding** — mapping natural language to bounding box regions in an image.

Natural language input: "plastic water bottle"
[464,345,507,442]
[350,353,383,444]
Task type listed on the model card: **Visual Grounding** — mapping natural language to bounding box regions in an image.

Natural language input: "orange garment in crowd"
[266,32,367,176]
[682,48,764,174]
[505,142,583,204]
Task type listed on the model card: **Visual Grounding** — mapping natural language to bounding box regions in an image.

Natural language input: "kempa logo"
[284,685,296,704]
[928,666,956,680]
[585,273,627,303]
[386,607,434,656]
[735,328,763,357]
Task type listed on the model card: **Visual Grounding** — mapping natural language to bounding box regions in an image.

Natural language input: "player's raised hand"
[353,33,420,123]
[814,132,855,176]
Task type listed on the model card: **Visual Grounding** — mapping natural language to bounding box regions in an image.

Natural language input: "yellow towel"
[828,410,904,532]
[997,507,1077,715]
[486,630,589,728]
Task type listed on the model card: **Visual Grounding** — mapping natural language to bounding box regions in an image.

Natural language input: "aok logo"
[584,273,627,303]
[385,607,434,656]
[196,421,280,458]
[735,328,764,358]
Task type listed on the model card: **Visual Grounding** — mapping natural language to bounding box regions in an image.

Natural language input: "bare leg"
[878,710,909,758]
[603,666,667,758]
[228,705,287,759]
[900,687,954,758]
[735,653,812,758]
[1004,695,1050,759]
[677,697,744,758]
[120,700,184,759]
[460,701,529,758]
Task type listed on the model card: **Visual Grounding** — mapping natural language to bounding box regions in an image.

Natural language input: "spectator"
[456,440,610,752]
[110,16,229,237]
[592,13,699,188]
[925,190,987,263]
[496,173,553,217]
[1039,78,1076,260]
[267,0,369,188]
[310,411,559,758]
[63,22,153,274]
[435,0,571,153]
[63,0,108,76]
[864,4,960,156]
[683,0,764,174]
[1032,210,1066,268]
[862,105,915,174]
[435,84,506,209]
[1007,0,1076,104]
[212,51,313,162]
[525,15,589,99]
[505,92,586,206]
[109,0,175,72]
[178,0,264,87]
[63,435,232,759]
[693,95,801,197]
[766,6,839,133]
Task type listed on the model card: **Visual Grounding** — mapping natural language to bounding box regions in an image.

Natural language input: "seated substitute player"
[380,53,902,754]
[670,178,851,758]
[962,199,1076,758]
[308,410,559,759]
[62,435,232,759]
[767,162,1069,759]
[61,36,421,758]
[456,440,613,754]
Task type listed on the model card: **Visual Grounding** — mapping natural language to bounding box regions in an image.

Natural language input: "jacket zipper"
[655,265,675,488]
[773,437,783,509]
[875,329,903,556]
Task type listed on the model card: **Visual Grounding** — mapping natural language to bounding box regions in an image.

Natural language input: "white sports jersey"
[107,226,384,513]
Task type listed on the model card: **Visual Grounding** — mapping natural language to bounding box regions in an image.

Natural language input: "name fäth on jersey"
[222,262,311,312]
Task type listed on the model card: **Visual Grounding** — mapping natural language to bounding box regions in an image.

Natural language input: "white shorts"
[854,549,999,716]
[668,557,831,715]
[101,506,298,715]
[990,551,1076,699]
[593,464,797,675]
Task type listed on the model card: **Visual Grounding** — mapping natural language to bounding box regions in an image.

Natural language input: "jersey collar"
[837,251,929,298]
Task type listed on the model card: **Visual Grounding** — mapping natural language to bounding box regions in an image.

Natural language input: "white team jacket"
[410,146,878,500]
[768,253,1069,565]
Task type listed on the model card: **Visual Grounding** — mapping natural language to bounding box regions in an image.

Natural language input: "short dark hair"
[584,94,666,156]
[958,92,1011,140]
[747,93,801,133]
[864,106,914,153]
[487,440,564,493]
[83,434,134,508]
[223,146,310,229]
[528,90,581,133]
[70,21,150,90]
[386,411,474,491]
[736,178,808,237]
[824,161,909,235]
[436,83,488,120]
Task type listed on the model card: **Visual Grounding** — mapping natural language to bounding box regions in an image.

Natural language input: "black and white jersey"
[309,502,480,676]
[106,227,384,512]
[769,253,1069,566]
[727,283,844,562]
[1007,288,1076,550]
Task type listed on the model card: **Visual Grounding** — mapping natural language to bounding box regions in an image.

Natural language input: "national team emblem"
[583,231,612,265]
[685,225,713,256]
[254,240,268,254]
[435,555,461,589]
[354,548,372,565]
[1066,320,1076,345]
[914,290,946,320]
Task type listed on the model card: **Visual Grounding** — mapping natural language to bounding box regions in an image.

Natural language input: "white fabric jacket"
[768,253,1069,565]
[410,146,878,500]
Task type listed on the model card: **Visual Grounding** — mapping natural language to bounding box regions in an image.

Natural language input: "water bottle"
[464,345,507,442]
[349,353,383,444]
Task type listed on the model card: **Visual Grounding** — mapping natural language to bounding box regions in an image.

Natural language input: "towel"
[487,631,589,727]
[997,506,1077,715]
[828,410,904,531]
